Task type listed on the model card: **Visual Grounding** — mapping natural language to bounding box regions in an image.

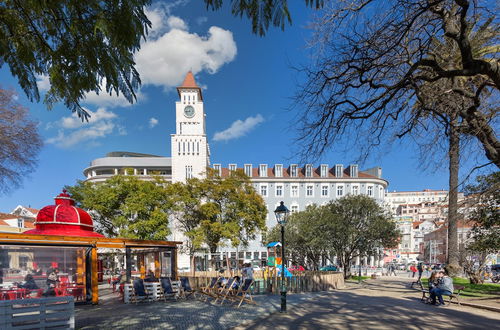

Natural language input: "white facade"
[171,76,210,182]
[82,72,389,270]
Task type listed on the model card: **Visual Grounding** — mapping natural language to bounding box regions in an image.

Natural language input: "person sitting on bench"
[430,270,454,306]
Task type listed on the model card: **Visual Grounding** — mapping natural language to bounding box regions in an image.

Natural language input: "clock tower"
[171,71,210,182]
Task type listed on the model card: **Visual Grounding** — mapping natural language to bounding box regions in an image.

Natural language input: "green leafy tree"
[166,179,205,273]
[0,0,151,120]
[66,175,172,240]
[267,204,333,270]
[197,169,267,255]
[461,172,500,283]
[325,195,399,279]
[204,0,323,36]
[268,196,399,278]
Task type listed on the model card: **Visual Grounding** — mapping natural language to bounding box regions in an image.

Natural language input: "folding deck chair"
[228,279,256,308]
[130,278,153,304]
[160,277,178,301]
[180,277,196,299]
[217,278,238,305]
[198,277,220,301]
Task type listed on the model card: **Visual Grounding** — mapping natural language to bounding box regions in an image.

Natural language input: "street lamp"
[274,201,290,313]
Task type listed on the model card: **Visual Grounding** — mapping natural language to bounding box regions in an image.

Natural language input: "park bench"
[417,282,465,305]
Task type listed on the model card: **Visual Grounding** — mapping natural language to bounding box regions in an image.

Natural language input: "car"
[319,265,338,271]
[288,265,305,272]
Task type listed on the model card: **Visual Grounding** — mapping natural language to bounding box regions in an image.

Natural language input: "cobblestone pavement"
[75,292,315,329]
[234,277,500,330]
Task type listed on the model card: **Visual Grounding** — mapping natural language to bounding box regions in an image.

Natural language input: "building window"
[244,164,252,177]
[337,185,344,197]
[291,205,299,213]
[321,185,329,197]
[320,164,328,177]
[260,184,268,197]
[185,165,193,179]
[259,164,268,177]
[306,185,314,197]
[261,252,267,259]
[213,164,221,176]
[276,185,283,197]
[291,185,299,197]
[229,164,237,172]
[17,218,24,228]
[246,252,252,259]
[335,164,343,178]
[253,252,259,260]
[367,186,373,197]
[350,164,358,178]
[290,164,298,177]
[352,185,359,195]
[274,164,283,177]
[305,164,313,177]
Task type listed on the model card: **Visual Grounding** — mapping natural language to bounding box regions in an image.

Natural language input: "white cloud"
[46,108,124,148]
[36,75,50,92]
[149,117,159,128]
[36,6,237,110]
[196,16,208,25]
[135,15,237,90]
[213,115,265,142]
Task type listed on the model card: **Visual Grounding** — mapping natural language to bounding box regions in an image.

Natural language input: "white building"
[83,72,389,269]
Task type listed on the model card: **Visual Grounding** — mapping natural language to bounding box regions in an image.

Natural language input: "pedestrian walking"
[417,262,424,283]
[409,264,417,278]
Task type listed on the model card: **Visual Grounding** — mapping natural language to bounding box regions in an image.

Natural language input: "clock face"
[184,105,195,118]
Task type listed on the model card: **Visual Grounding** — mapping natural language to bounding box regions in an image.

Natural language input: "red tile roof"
[179,71,199,88]
[219,166,380,180]
[25,207,39,215]
[0,212,16,221]
[177,71,203,100]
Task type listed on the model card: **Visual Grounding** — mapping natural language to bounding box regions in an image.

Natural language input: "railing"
[180,272,344,295]
[0,296,74,330]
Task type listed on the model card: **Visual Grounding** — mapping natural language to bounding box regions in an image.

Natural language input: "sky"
[0,1,493,212]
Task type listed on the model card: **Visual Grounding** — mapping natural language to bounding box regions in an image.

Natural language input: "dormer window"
[17,218,24,228]
[290,164,298,177]
[274,164,283,177]
[335,164,343,178]
[259,164,268,177]
[305,164,313,177]
[229,164,237,172]
[320,164,328,177]
[213,164,222,176]
[244,164,252,177]
[350,164,358,178]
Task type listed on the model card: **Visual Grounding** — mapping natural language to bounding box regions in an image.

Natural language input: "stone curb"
[449,300,500,313]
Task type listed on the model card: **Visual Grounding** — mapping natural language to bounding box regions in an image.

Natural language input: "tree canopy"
[66,175,172,240]
[0,0,151,120]
[204,0,324,36]
[267,195,399,278]
[0,88,42,194]
[193,169,268,253]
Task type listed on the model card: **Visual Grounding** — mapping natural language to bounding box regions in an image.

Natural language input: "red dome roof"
[24,190,104,237]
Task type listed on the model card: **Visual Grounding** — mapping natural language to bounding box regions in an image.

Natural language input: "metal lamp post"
[274,201,290,313]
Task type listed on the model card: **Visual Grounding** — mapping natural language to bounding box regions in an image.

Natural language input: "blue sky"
[0,1,492,212]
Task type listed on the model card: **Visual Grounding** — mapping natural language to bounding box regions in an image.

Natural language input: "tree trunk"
[447,117,461,276]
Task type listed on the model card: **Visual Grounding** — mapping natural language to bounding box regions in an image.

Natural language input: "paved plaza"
[75,277,499,329]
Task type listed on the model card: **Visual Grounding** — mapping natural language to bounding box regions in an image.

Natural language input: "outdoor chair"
[228,279,256,308]
[217,278,238,305]
[180,277,196,299]
[160,277,178,301]
[130,278,152,304]
[198,277,220,301]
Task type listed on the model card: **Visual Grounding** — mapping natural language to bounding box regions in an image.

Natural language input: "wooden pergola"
[0,232,182,304]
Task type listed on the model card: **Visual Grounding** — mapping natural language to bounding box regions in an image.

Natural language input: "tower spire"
[177,71,202,100]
